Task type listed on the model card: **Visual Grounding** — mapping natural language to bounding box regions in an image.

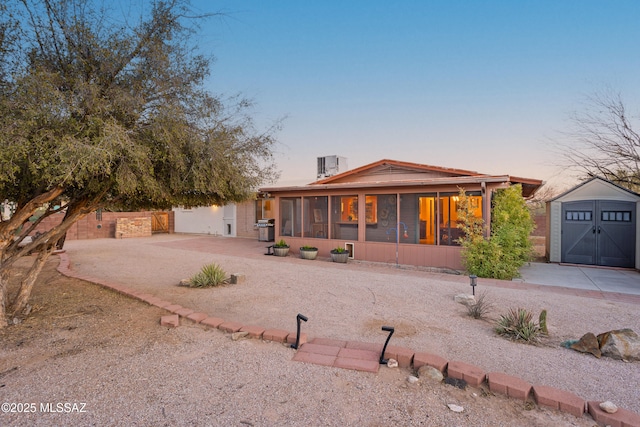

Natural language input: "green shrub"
[189,262,227,288]
[495,308,541,343]
[331,247,347,253]
[457,184,535,280]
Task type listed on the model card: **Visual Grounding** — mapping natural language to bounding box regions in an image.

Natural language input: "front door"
[561,200,635,267]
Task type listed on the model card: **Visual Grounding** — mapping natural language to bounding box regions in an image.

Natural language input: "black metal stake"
[379,326,395,364]
[291,313,308,349]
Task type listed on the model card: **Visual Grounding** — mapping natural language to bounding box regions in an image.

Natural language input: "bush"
[495,308,541,343]
[331,247,347,254]
[457,184,535,280]
[466,290,493,319]
[189,262,227,288]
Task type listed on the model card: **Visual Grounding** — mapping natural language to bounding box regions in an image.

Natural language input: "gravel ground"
[1,234,638,426]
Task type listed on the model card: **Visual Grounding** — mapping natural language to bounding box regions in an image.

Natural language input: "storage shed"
[546,177,640,268]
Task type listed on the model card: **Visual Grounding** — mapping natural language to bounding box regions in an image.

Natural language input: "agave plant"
[189,262,227,288]
[495,307,541,343]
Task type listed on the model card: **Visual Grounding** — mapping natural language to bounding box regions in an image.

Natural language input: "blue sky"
[191,1,640,190]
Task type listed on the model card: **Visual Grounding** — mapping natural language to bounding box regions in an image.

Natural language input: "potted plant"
[273,239,290,257]
[330,246,349,263]
[299,245,318,260]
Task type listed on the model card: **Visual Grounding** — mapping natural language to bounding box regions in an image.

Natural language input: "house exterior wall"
[269,183,500,270]
[173,205,226,235]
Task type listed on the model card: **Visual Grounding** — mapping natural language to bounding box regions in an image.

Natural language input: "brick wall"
[115,217,152,238]
[31,210,174,240]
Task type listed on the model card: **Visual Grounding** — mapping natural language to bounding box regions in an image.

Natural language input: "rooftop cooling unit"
[317,155,347,179]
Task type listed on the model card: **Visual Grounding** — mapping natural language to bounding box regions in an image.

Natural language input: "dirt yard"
[0,242,624,426]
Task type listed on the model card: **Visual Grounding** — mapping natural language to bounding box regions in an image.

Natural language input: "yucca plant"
[466,290,493,320]
[189,262,227,288]
[495,307,541,343]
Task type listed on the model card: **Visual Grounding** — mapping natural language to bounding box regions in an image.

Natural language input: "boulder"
[569,333,601,358]
[597,329,640,361]
[418,365,444,383]
[454,293,475,306]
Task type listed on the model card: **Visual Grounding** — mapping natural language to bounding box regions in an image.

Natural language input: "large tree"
[0,0,280,327]
[560,90,640,191]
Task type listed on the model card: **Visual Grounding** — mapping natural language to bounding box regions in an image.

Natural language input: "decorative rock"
[178,279,191,287]
[597,329,640,361]
[417,365,444,383]
[231,331,250,341]
[447,404,464,413]
[444,377,467,389]
[569,332,601,358]
[454,293,475,306]
[599,401,618,414]
[407,375,419,384]
[230,274,245,284]
[387,358,398,368]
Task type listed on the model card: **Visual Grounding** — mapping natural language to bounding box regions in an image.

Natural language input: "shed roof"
[550,176,640,202]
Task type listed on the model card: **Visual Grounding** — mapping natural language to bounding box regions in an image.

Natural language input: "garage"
[547,177,640,269]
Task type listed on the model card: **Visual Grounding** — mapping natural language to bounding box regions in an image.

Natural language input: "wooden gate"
[151,212,169,234]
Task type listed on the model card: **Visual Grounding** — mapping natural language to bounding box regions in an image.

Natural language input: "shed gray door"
[561,200,635,268]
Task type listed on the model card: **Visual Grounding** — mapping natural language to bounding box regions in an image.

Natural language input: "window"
[365,194,396,242]
[601,211,631,222]
[331,195,358,240]
[399,194,436,245]
[280,198,302,237]
[439,193,462,246]
[304,196,328,238]
[255,198,274,221]
[565,211,592,221]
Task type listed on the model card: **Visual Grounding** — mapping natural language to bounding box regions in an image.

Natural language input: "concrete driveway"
[517,262,640,296]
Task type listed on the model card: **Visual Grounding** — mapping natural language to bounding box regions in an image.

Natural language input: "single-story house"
[546,177,640,269]
[259,159,542,270]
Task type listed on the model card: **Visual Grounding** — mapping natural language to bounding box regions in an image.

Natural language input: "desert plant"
[457,185,535,280]
[300,245,318,251]
[539,309,548,335]
[189,263,227,288]
[495,308,541,343]
[466,290,493,319]
[331,247,347,254]
[274,239,289,248]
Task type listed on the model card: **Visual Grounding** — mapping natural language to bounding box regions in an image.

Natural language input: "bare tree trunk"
[0,272,8,328]
[8,245,54,318]
[0,192,103,327]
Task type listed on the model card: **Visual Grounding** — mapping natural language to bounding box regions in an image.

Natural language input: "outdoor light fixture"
[470,274,477,296]
[291,313,308,349]
[379,326,395,364]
